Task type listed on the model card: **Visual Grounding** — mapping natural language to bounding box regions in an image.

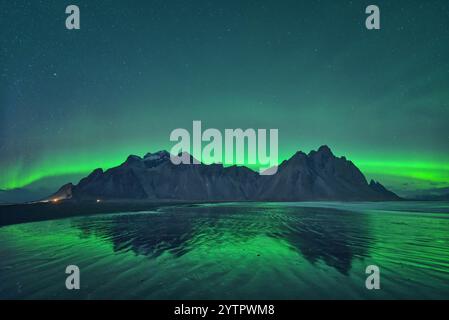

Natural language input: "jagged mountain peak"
[126,155,143,163]
[308,145,335,161]
[317,145,333,154]
[143,150,171,161]
[55,146,400,202]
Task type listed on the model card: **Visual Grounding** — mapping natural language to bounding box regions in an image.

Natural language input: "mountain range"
[49,146,400,202]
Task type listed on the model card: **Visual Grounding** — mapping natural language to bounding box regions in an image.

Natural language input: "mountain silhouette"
[50,146,400,202]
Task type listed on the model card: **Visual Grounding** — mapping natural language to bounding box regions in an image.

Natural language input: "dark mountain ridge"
[49,146,400,202]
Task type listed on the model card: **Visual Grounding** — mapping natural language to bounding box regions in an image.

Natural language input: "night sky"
[1,0,448,196]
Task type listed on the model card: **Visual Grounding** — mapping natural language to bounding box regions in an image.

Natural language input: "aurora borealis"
[1,0,449,197]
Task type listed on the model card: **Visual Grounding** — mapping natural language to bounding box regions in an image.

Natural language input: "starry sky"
[1,0,448,197]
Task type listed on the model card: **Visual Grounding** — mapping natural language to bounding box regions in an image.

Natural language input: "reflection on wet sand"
[272,206,371,275]
[2,202,449,299]
[73,204,372,275]
[74,210,196,258]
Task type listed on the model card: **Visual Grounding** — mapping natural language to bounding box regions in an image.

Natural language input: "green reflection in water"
[0,202,448,299]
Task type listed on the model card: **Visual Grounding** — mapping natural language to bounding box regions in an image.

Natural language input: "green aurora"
[2,144,448,195]
[1,0,449,196]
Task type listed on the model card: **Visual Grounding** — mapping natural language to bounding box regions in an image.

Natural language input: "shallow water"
[0,202,448,299]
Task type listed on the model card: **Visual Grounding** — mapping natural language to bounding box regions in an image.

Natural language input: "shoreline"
[0,198,437,228]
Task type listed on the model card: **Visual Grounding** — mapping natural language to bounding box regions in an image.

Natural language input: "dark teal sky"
[1,0,448,196]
